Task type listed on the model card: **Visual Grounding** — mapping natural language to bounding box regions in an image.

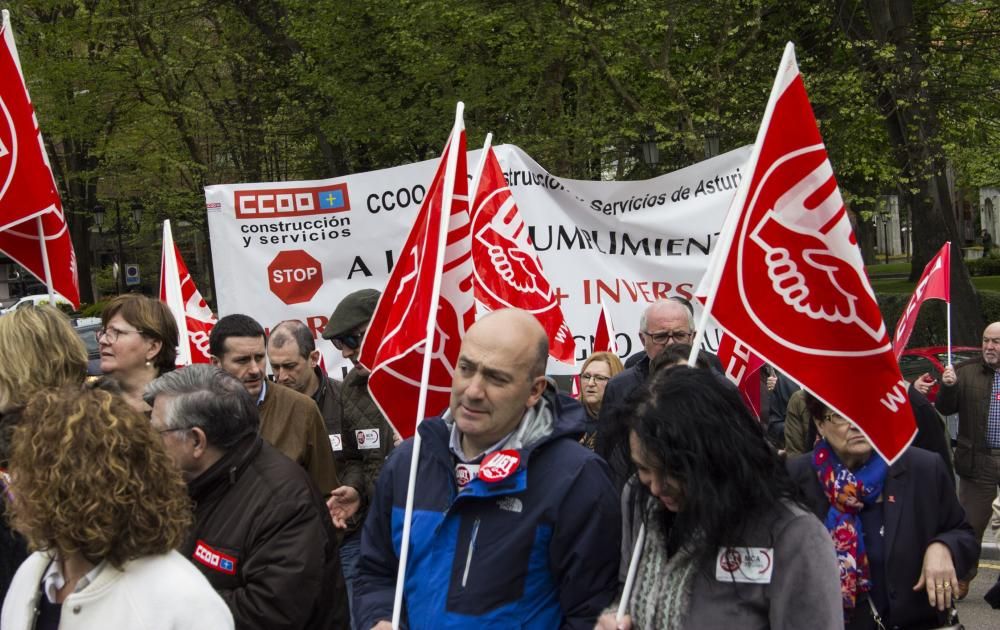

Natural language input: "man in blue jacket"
[355,308,621,629]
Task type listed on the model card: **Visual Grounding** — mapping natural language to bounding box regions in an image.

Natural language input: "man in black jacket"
[146,365,349,630]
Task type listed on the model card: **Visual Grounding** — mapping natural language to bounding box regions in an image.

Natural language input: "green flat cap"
[322,288,381,339]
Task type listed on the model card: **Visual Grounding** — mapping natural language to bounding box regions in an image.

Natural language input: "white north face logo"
[497,496,522,513]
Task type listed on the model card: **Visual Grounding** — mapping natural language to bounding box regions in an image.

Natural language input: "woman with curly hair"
[97,294,179,412]
[0,305,90,606]
[596,367,842,629]
[1,388,233,630]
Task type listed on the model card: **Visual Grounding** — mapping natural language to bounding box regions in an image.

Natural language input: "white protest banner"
[205,144,750,376]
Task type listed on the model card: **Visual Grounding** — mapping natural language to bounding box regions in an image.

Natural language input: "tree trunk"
[837,0,984,343]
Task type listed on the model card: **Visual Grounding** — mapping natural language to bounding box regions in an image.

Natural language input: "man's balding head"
[983,322,1000,369]
[449,309,549,458]
[639,300,695,360]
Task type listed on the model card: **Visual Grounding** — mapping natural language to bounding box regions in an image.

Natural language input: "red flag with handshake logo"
[0,10,79,306]
[160,220,216,366]
[700,43,915,463]
[358,104,475,440]
[470,145,574,365]
[893,242,950,359]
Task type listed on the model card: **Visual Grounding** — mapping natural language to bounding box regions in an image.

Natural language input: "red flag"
[570,374,581,400]
[159,220,215,366]
[0,11,79,306]
[716,334,766,419]
[593,302,618,353]
[358,108,475,439]
[701,43,916,463]
[470,146,574,364]
[892,242,951,359]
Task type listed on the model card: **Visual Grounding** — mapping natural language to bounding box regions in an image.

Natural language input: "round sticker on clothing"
[455,463,480,488]
[478,449,521,483]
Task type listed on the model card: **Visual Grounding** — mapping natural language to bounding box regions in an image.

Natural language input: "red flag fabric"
[717,334,766,419]
[358,111,475,439]
[592,302,617,354]
[470,146,574,365]
[0,11,79,306]
[570,374,581,400]
[892,242,951,359]
[159,220,215,366]
[702,43,916,463]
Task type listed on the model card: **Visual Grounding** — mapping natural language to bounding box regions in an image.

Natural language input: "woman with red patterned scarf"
[788,392,978,629]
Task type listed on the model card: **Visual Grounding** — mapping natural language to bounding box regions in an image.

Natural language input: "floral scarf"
[812,439,887,615]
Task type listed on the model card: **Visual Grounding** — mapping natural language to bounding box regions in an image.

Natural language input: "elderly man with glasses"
[146,365,349,630]
[321,289,399,618]
[595,299,721,491]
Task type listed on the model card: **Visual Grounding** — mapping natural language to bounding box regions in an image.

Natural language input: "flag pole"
[616,523,645,622]
[468,132,493,209]
[35,216,56,306]
[391,102,465,630]
[947,301,952,366]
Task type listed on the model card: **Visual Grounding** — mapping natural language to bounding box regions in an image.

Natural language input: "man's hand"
[941,365,957,387]
[371,622,393,630]
[913,541,958,611]
[326,485,361,529]
[766,374,778,392]
[594,612,631,630]
[913,372,936,396]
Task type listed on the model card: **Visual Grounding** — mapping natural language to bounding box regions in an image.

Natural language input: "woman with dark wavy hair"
[596,367,842,629]
[1,388,233,630]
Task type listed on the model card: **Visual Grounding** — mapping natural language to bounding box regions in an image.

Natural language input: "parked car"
[74,321,103,376]
[898,345,980,403]
[0,293,72,315]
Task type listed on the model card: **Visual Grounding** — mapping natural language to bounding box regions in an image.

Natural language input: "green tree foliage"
[9,0,997,340]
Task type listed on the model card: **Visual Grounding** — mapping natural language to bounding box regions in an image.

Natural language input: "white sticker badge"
[329,434,342,452]
[355,429,381,450]
[715,546,774,584]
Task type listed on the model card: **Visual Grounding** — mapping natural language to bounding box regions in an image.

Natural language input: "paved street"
[960,524,1000,628]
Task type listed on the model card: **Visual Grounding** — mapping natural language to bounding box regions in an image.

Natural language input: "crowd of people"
[0,292,996,629]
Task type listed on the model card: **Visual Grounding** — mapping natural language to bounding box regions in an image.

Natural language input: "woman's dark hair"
[627,366,801,563]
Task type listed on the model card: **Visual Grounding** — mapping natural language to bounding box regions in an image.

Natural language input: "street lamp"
[93,199,143,294]
[703,129,720,159]
[639,127,659,170]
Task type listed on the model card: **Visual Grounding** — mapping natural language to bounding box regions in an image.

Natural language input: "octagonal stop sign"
[267,250,323,305]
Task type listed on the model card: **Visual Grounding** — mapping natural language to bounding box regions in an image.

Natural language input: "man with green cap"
[322,288,397,618]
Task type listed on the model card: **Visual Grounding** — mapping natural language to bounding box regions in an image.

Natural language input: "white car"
[1,293,73,315]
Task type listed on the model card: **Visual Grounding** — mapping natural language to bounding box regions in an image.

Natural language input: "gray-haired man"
[146,365,349,630]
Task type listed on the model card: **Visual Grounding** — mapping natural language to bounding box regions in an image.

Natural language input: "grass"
[866,261,912,276]
[870,275,1000,293]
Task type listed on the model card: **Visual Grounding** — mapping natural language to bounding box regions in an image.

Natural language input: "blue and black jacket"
[354,389,621,629]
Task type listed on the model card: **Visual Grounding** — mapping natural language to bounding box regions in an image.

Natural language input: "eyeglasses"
[822,412,852,427]
[641,330,692,345]
[331,330,364,351]
[580,373,610,384]
[96,326,144,343]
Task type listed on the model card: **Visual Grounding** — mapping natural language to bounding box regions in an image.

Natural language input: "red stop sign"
[267,250,323,305]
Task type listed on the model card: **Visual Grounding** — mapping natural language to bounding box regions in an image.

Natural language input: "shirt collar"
[447,406,538,464]
[256,379,268,406]
[42,552,105,604]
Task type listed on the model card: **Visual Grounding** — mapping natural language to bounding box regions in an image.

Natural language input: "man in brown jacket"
[938,320,1000,597]
[210,314,339,496]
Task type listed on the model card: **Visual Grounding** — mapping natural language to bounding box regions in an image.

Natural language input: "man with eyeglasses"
[145,365,349,630]
[595,299,721,491]
[938,321,1000,600]
[209,314,339,497]
[320,289,397,616]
